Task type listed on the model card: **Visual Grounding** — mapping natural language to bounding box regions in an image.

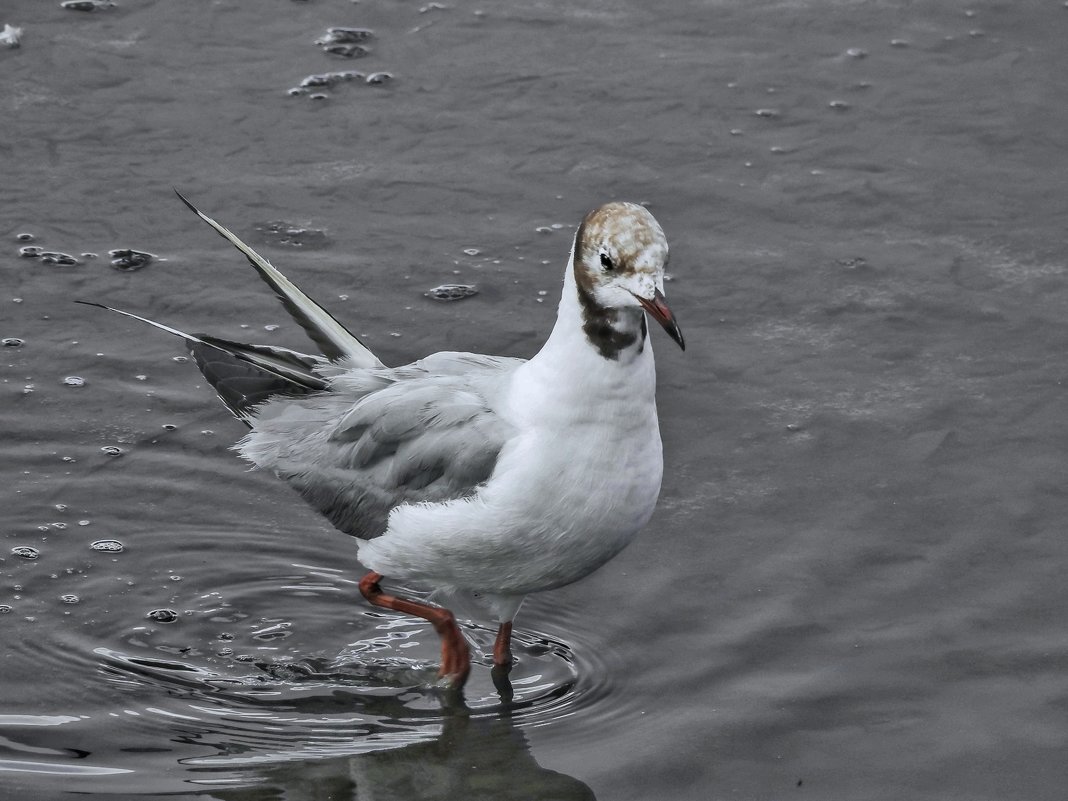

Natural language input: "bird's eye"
[599,252,615,271]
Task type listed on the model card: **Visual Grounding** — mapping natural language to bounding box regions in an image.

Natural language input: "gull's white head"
[572,202,684,358]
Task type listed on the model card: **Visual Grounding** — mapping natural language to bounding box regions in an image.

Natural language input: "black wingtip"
[75,300,108,311]
[173,188,198,214]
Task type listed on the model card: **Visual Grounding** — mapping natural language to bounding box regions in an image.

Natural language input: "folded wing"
[239,353,522,537]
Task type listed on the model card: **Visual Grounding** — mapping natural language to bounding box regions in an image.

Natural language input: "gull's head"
[573,201,684,351]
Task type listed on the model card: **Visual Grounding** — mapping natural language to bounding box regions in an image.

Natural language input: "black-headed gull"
[82,193,684,691]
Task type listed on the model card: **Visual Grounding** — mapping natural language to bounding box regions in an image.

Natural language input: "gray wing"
[238,352,523,538]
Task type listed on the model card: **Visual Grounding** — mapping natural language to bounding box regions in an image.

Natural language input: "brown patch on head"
[573,202,667,278]
[571,202,666,360]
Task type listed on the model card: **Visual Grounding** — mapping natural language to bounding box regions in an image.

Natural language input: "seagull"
[81,192,684,691]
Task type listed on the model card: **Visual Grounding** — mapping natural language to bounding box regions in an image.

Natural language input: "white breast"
[359,334,664,595]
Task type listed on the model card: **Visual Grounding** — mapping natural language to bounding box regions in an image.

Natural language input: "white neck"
[513,250,657,422]
[544,250,650,360]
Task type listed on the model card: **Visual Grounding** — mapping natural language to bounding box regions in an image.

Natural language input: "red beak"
[635,289,685,351]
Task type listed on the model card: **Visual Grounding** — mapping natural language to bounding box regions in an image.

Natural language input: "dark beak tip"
[636,291,686,352]
[668,322,686,351]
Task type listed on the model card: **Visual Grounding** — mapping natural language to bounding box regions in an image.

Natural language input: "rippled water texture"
[4,1,1068,799]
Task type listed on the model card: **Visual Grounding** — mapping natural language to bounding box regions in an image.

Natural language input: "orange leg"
[493,620,514,669]
[358,571,471,689]
[490,621,515,702]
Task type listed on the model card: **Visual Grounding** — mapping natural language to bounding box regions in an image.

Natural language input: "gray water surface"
[4,1,1068,799]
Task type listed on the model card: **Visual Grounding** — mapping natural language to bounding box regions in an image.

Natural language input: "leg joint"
[358,571,383,601]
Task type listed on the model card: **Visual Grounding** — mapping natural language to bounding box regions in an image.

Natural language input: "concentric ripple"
[80,606,620,775]
[1,520,629,791]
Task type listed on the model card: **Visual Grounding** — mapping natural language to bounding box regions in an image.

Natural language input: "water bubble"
[78,520,91,526]
[38,252,79,266]
[62,376,86,387]
[299,71,361,88]
[161,424,177,431]
[425,284,479,301]
[829,100,851,111]
[147,609,178,623]
[318,26,374,44]
[316,27,374,58]
[51,522,67,530]
[54,504,67,511]
[16,233,34,242]
[37,525,51,532]
[254,221,330,249]
[845,47,867,58]
[253,622,292,641]
[366,72,393,85]
[836,256,868,269]
[90,540,124,552]
[534,226,553,234]
[323,43,369,58]
[169,575,182,581]
[61,0,116,9]
[2,337,24,347]
[18,246,42,258]
[218,632,235,641]
[754,108,779,118]
[100,446,124,457]
[263,324,279,332]
[11,547,39,560]
[60,594,79,604]
[172,355,188,363]
[462,248,481,256]
[0,605,11,614]
[108,249,156,272]
[890,39,909,47]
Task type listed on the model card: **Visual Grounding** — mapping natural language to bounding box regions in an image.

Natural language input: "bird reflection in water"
[200,679,597,801]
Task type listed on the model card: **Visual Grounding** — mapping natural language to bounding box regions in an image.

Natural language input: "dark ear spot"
[600,252,615,271]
